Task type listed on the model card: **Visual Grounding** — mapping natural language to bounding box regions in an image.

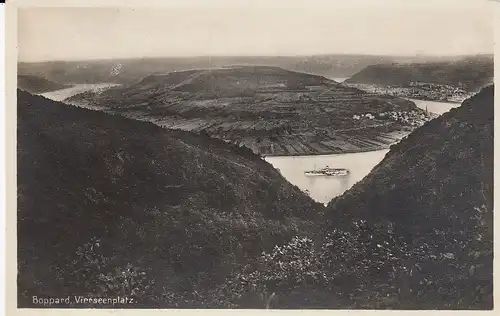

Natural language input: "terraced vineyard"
[67,66,422,156]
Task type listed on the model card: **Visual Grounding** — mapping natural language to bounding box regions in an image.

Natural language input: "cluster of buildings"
[357,82,471,103]
[401,82,471,102]
[353,109,434,127]
[352,113,374,120]
[347,82,472,103]
[381,110,434,126]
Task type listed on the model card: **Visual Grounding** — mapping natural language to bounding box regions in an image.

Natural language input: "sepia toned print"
[12,0,493,310]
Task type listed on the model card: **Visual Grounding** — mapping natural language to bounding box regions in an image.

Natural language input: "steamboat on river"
[304,165,350,177]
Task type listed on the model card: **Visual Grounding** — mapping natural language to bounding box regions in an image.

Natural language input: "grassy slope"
[66,66,415,108]
[346,55,493,92]
[326,85,494,308]
[17,74,71,94]
[64,66,419,156]
[208,86,493,309]
[17,90,323,307]
[67,66,337,102]
[123,66,336,98]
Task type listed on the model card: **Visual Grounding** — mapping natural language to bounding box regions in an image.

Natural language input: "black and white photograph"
[9,0,495,310]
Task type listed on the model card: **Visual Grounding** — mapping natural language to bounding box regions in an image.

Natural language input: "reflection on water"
[409,99,461,115]
[265,149,389,204]
[40,83,120,102]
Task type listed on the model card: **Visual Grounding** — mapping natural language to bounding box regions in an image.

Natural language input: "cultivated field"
[67,66,421,155]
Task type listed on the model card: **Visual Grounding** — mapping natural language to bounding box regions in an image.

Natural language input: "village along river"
[41,83,459,205]
[265,98,461,204]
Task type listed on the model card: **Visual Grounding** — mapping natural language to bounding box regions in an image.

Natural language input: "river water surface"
[40,83,120,102]
[332,77,350,83]
[265,99,462,204]
[265,149,389,204]
[409,99,461,115]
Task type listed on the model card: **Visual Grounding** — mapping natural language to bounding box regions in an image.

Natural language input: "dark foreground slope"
[346,55,493,92]
[17,90,322,308]
[18,74,71,94]
[219,86,493,309]
[326,85,494,308]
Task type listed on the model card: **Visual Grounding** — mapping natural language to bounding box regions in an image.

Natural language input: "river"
[40,83,120,102]
[409,98,461,115]
[332,77,350,83]
[265,98,461,204]
[265,149,389,204]
[41,82,459,205]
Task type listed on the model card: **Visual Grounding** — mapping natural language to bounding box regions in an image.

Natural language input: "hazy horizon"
[18,1,493,62]
[16,53,495,64]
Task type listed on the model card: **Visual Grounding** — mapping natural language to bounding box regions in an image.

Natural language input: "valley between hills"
[16,84,494,309]
[14,6,494,308]
[16,55,495,309]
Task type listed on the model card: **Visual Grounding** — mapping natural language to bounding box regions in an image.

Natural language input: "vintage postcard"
[5,0,497,313]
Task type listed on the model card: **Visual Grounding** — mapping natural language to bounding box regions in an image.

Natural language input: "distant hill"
[17,74,71,94]
[18,54,467,85]
[66,66,421,156]
[325,85,494,308]
[17,90,323,308]
[346,55,493,92]
[133,66,334,97]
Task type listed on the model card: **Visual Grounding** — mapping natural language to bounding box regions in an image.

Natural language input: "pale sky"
[17,0,494,62]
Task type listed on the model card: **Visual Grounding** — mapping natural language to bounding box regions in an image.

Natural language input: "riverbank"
[43,79,417,158]
[409,98,461,105]
[61,94,412,157]
[260,142,396,158]
[231,128,408,157]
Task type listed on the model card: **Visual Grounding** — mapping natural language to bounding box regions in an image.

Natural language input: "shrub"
[70,238,154,305]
